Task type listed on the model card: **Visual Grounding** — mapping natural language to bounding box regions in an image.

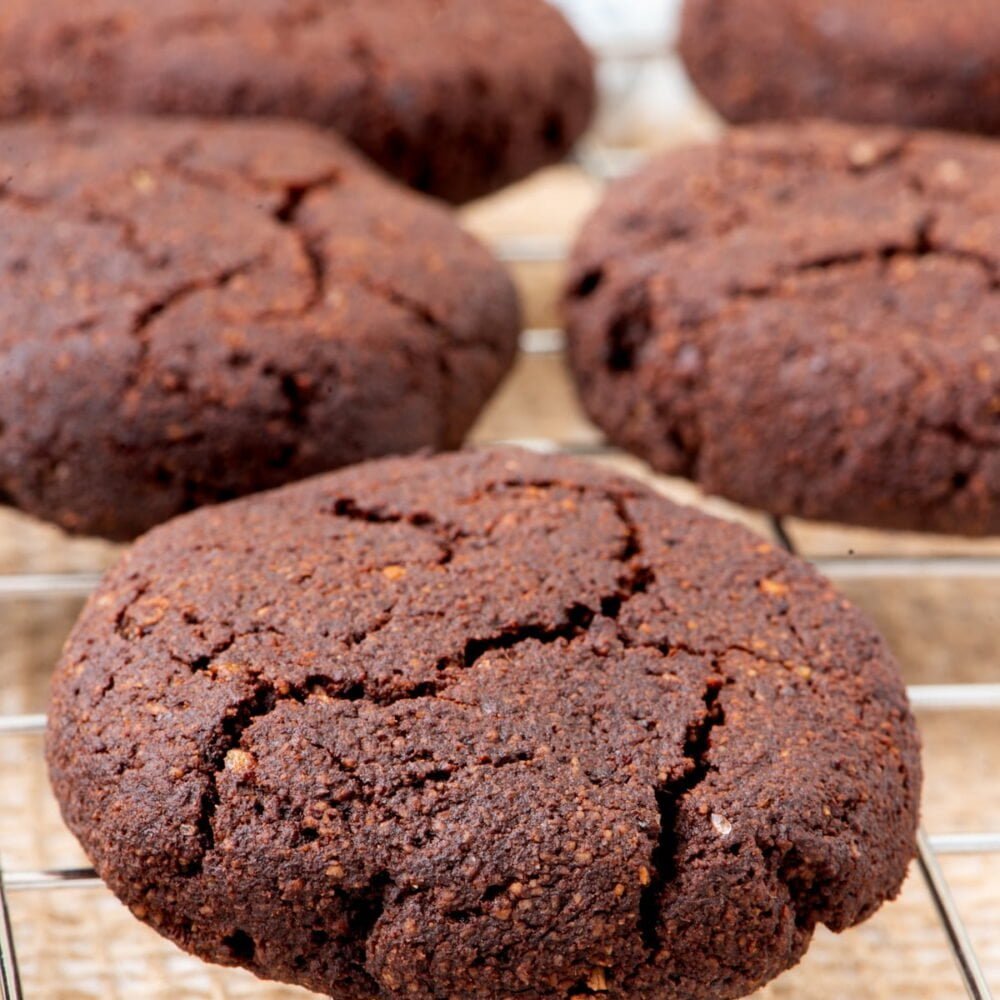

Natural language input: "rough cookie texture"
[680,0,1000,135]
[0,116,519,541]
[47,448,921,1000]
[565,121,1000,535]
[0,0,595,203]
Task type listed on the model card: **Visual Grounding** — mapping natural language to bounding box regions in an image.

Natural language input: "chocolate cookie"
[565,121,1000,535]
[680,0,1000,135]
[0,0,595,203]
[47,447,921,999]
[0,117,519,541]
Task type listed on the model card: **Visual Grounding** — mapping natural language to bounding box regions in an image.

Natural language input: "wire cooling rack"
[0,19,998,1000]
[1,477,998,1000]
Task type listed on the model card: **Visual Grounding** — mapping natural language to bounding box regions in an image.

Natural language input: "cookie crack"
[724,225,941,300]
[328,495,445,528]
[186,624,285,674]
[350,273,456,341]
[81,206,174,272]
[457,604,596,671]
[156,153,342,320]
[606,489,643,563]
[340,270,487,440]
[121,258,263,399]
[132,259,262,339]
[338,257,513,437]
[639,673,726,955]
[756,839,822,935]
[266,173,342,316]
[471,478,646,558]
[327,495,458,564]
[439,485,653,673]
[182,625,437,705]
[189,666,472,875]
[625,634,815,679]
[188,679,279,875]
[619,213,998,483]
[351,871,394,979]
[161,147,343,214]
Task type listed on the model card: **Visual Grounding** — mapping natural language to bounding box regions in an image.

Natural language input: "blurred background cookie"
[0,0,596,203]
[0,117,520,540]
[680,0,1000,134]
[565,120,1000,535]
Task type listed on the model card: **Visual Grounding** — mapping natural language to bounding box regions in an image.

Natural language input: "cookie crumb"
[224,749,255,775]
[587,968,609,992]
[711,813,734,837]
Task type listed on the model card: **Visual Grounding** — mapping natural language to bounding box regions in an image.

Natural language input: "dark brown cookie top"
[0,0,595,203]
[565,121,1000,535]
[47,448,921,1000]
[0,116,519,540]
[680,0,1000,135]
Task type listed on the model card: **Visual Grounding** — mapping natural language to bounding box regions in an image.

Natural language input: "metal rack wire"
[0,24,997,1000]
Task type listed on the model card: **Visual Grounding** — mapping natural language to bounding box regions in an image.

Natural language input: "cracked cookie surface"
[0,116,519,540]
[680,0,1000,135]
[565,121,1000,535]
[46,447,921,999]
[0,0,595,203]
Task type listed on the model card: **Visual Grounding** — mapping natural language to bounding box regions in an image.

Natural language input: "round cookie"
[0,116,519,541]
[680,0,1000,136]
[0,0,595,204]
[47,447,921,1000]
[565,121,1000,535]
